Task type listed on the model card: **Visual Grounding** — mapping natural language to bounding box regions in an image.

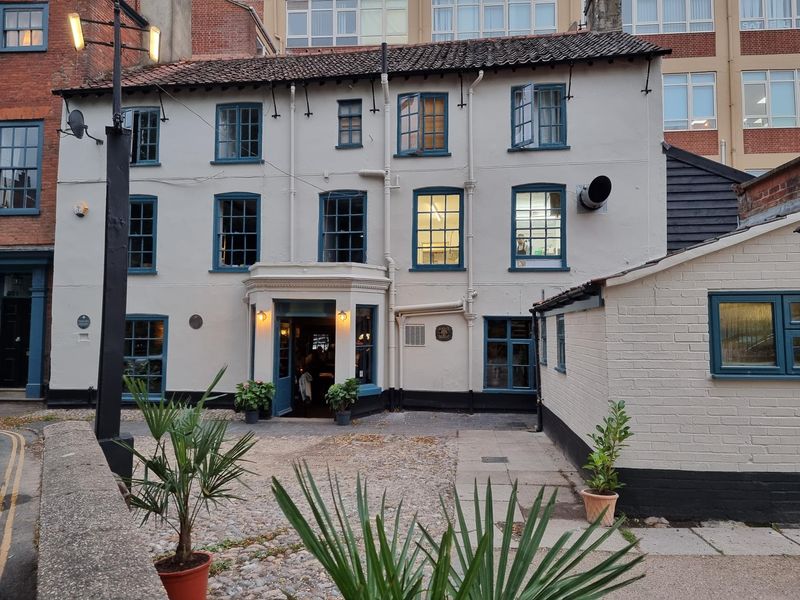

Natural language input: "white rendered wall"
[51,59,665,395]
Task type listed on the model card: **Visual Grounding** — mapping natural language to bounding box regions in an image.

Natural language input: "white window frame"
[286,0,408,48]
[742,69,800,129]
[662,72,717,131]
[623,0,715,34]
[740,0,800,30]
[431,0,557,41]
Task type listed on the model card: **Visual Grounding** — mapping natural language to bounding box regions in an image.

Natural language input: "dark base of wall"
[541,405,800,524]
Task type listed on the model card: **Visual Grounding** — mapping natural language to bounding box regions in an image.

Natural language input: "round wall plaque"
[189,314,203,329]
[77,315,91,329]
[435,324,453,342]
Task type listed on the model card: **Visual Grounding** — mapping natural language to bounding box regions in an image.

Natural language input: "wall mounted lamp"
[337,310,348,322]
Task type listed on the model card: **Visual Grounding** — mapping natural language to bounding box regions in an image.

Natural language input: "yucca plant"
[119,367,257,569]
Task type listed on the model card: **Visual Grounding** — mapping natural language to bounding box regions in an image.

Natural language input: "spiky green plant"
[119,367,257,567]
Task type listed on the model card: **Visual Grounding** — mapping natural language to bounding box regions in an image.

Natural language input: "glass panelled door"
[273,318,293,415]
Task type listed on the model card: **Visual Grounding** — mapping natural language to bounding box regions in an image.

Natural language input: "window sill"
[209,267,251,273]
[357,384,382,397]
[711,373,798,380]
[408,267,466,272]
[664,128,718,133]
[130,162,161,168]
[210,159,264,165]
[554,366,566,374]
[0,47,47,53]
[128,270,158,276]
[509,266,570,272]
[508,145,570,153]
[336,144,363,150]
[482,388,536,394]
[394,152,451,158]
[0,208,40,216]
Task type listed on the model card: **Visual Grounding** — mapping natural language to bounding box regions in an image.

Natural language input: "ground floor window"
[555,314,565,372]
[484,317,534,391]
[710,293,800,377]
[539,316,547,365]
[355,305,376,385]
[124,316,167,396]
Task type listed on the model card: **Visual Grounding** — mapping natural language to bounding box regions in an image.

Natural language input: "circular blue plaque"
[77,315,91,329]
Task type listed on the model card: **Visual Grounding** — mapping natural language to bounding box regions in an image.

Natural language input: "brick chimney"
[735,156,800,227]
[585,0,623,33]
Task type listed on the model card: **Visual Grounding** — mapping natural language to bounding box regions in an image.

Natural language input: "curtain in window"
[718,302,777,367]
[770,72,798,127]
[637,0,658,21]
[663,75,689,129]
[508,2,531,34]
[690,0,712,19]
[767,0,791,27]
[740,0,763,21]
[534,2,556,32]
[663,0,687,31]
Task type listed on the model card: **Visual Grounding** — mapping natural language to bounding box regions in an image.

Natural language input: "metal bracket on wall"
[641,57,653,95]
[303,84,313,117]
[370,80,380,113]
[458,73,467,108]
[271,85,281,119]
[157,91,169,122]
[565,63,575,100]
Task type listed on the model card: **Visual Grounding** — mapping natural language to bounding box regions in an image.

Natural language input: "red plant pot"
[156,551,212,600]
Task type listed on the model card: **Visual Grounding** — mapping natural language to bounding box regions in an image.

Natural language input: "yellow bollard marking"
[0,430,25,581]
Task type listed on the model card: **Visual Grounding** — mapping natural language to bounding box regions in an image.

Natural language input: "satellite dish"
[67,109,86,139]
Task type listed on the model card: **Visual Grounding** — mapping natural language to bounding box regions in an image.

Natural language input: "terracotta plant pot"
[244,409,259,424]
[579,489,619,527]
[156,551,212,600]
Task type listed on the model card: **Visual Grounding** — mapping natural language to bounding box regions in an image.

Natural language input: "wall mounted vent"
[404,324,425,346]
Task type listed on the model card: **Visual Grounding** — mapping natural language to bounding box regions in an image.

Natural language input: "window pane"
[534,2,556,31]
[288,12,307,35]
[637,0,658,22]
[719,302,777,366]
[510,319,531,339]
[487,319,506,339]
[792,336,800,369]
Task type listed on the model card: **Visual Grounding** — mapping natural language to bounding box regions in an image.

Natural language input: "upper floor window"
[1,4,47,51]
[337,99,362,148]
[740,0,800,30]
[122,107,160,165]
[710,293,800,378]
[319,190,366,263]
[124,316,167,397]
[413,188,463,269]
[398,93,448,156]
[511,84,566,149]
[484,317,534,391]
[215,103,262,163]
[512,184,565,270]
[128,196,157,274]
[663,73,717,130]
[0,121,42,214]
[213,193,260,271]
[743,70,799,128]
[432,0,556,40]
[622,0,714,34]
[287,0,408,48]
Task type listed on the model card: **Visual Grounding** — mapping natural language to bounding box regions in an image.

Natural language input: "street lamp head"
[148,26,160,63]
[68,13,84,51]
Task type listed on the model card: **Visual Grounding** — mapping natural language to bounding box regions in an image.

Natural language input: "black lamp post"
[69,2,160,480]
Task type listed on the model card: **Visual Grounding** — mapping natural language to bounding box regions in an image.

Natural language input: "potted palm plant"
[580,400,633,526]
[120,367,256,600]
[235,379,275,423]
[325,377,359,426]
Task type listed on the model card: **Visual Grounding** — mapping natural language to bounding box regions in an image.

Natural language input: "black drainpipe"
[531,309,544,432]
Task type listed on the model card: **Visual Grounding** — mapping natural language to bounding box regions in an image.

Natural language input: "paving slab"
[456,469,511,485]
[692,525,800,556]
[633,527,720,556]
[533,518,632,553]
[777,529,800,546]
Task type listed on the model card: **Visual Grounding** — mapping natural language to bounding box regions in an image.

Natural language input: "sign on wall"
[435,324,453,342]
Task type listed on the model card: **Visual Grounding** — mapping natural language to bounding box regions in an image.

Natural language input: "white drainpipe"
[465,70,484,394]
[289,83,296,262]
[381,59,398,397]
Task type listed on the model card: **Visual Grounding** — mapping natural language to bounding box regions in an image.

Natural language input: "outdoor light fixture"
[338,310,348,322]
[68,10,160,66]
[148,26,160,62]
[256,310,267,322]
[68,13,84,50]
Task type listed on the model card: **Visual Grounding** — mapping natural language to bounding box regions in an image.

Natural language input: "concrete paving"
[633,527,720,556]
[691,522,800,556]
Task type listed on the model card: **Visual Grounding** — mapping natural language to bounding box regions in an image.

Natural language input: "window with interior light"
[663,73,717,130]
[412,188,463,269]
[398,93,449,156]
[431,0,556,40]
[124,316,167,397]
[286,0,408,47]
[740,0,800,30]
[742,70,799,128]
[622,0,714,34]
[511,184,566,270]
[355,305,377,385]
[0,4,47,51]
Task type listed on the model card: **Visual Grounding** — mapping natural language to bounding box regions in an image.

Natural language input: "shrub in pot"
[120,367,256,600]
[235,379,276,423]
[325,377,359,425]
[581,400,633,526]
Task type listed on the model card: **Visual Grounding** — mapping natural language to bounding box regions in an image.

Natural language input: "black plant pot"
[259,407,273,420]
[335,410,351,426]
[244,409,259,424]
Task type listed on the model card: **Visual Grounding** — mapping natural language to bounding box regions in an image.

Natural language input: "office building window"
[663,73,717,130]
[432,0,556,40]
[740,0,800,29]
[743,70,799,128]
[287,0,408,47]
[622,0,714,33]
[512,185,566,270]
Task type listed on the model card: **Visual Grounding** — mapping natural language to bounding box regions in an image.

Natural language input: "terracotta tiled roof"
[56,31,668,96]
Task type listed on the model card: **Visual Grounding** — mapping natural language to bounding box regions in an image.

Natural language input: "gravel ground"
[134,431,458,600]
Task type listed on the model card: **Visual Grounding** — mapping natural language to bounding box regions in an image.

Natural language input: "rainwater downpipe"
[465,70,484,399]
[289,83,296,262]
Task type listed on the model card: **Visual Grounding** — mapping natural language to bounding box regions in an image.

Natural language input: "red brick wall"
[192,0,258,58]
[743,128,800,154]
[741,30,800,56]
[639,32,715,58]
[737,159,800,221]
[664,129,720,156]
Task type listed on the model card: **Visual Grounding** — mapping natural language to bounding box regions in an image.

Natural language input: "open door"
[273,318,293,415]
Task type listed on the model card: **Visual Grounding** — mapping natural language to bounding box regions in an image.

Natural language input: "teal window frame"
[318,190,367,263]
[709,292,800,378]
[511,183,567,271]
[122,107,160,165]
[128,195,157,274]
[355,304,379,394]
[510,83,568,150]
[397,92,449,156]
[555,314,566,373]
[214,103,262,163]
[540,315,548,365]
[483,317,536,393]
[213,193,260,272]
[412,187,464,270]
[0,4,48,52]
[123,315,168,400]
[337,99,362,148]
[0,120,43,215]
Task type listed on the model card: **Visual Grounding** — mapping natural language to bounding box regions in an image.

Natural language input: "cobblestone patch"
[134,432,457,599]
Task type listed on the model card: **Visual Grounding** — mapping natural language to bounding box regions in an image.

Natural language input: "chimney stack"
[585,0,623,33]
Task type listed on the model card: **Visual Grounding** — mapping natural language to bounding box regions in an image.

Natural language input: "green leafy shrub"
[325,377,359,412]
[235,379,276,412]
[585,400,633,495]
